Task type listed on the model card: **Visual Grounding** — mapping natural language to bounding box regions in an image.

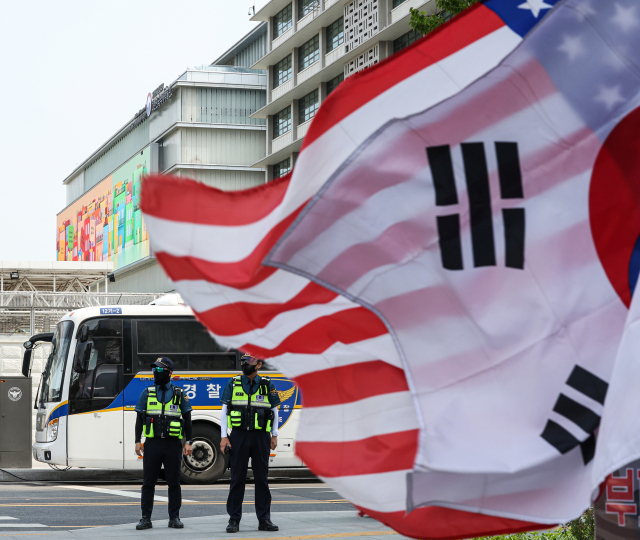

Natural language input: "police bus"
[23,297,302,483]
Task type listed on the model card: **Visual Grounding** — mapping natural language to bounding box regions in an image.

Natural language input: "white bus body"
[28,304,303,483]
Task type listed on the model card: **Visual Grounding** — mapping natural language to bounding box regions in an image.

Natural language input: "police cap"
[150,356,175,371]
[240,354,261,366]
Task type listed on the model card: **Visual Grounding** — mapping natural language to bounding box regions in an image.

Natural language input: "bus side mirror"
[80,325,89,343]
[74,342,92,373]
[22,349,32,378]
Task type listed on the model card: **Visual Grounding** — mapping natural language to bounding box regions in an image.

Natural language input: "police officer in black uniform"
[134,357,193,530]
[220,354,281,533]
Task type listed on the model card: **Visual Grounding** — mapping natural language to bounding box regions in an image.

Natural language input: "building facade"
[58,24,269,293]
[248,0,436,179]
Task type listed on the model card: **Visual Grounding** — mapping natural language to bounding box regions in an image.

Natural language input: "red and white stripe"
[141,5,543,538]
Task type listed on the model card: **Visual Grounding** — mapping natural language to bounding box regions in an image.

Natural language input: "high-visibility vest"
[228,376,273,432]
[143,385,184,438]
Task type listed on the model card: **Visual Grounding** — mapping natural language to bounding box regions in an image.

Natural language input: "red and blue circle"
[590,105,640,308]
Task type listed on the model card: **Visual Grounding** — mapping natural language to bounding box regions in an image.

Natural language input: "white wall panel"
[181,128,266,166]
[235,33,268,68]
[84,121,150,191]
[176,168,266,191]
[149,90,181,141]
[181,87,266,126]
[65,171,84,206]
[106,260,173,294]
[161,129,181,172]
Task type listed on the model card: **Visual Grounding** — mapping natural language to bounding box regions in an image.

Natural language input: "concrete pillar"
[266,165,273,182]
[292,98,300,140]
[319,81,328,104]
[292,47,299,86]
[319,26,326,69]
[266,115,274,156]
[291,151,300,169]
[292,0,299,31]
[266,65,273,104]
[379,0,389,29]
[266,16,273,53]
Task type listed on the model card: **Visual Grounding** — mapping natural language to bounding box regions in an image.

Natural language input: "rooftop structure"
[247,0,436,178]
[57,24,271,294]
[0,261,114,292]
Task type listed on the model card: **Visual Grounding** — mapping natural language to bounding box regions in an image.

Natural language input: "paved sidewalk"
[0,511,404,540]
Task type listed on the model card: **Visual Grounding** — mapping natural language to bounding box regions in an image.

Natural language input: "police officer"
[134,357,193,530]
[220,354,281,533]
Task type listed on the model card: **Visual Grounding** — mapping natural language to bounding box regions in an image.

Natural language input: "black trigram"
[427,142,525,271]
[540,365,609,465]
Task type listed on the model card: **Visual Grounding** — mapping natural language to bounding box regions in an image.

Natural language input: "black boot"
[168,518,184,529]
[259,520,279,531]
[226,519,240,533]
[136,518,152,530]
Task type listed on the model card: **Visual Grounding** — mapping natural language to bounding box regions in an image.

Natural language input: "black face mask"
[154,370,171,386]
[242,364,257,376]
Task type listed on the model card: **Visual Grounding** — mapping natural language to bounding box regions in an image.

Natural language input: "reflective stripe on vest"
[228,376,273,431]
[144,386,183,438]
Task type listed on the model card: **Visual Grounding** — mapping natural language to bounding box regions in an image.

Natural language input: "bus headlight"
[46,418,59,442]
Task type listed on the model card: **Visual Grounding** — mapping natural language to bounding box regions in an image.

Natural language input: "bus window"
[81,318,123,338]
[189,355,236,371]
[137,320,222,353]
[134,319,237,372]
[70,319,123,405]
[40,321,74,403]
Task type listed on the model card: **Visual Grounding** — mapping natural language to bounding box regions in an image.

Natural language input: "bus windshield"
[41,321,74,403]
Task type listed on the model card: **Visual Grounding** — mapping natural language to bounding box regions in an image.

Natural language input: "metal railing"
[0,292,164,335]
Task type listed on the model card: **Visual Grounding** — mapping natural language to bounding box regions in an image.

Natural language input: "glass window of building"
[273,55,292,88]
[299,89,319,124]
[273,106,292,138]
[326,73,344,95]
[299,34,320,71]
[326,17,344,53]
[393,29,421,53]
[273,3,293,38]
[298,0,319,19]
[393,0,408,7]
[273,158,291,179]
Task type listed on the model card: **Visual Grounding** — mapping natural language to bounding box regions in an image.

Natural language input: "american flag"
[138,0,640,537]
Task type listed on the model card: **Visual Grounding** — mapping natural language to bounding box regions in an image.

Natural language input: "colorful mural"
[57,148,150,270]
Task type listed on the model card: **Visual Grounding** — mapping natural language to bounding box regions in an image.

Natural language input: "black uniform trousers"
[227,430,271,522]
[141,437,182,519]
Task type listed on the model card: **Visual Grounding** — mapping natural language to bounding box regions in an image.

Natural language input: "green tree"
[409,0,479,35]
[564,507,595,540]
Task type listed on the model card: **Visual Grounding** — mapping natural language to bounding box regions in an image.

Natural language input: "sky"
[0,0,267,262]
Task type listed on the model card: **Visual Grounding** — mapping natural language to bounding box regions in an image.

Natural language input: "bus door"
[67,318,125,468]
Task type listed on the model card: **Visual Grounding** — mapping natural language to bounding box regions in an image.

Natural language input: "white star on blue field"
[526,0,640,138]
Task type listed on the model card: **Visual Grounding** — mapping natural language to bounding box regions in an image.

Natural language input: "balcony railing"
[297,61,322,84]
[272,130,294,152]
[272,78,294,101]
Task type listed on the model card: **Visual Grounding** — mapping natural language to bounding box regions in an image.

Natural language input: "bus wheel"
[181,424,226,484]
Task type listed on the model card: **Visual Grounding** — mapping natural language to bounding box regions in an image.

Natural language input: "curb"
[0,468,144,482]
[0,467,316,483]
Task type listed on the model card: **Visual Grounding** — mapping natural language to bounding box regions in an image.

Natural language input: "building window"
[273,106,292,138]
[298,0,320,19]
[273,3,293,38]
[273,55,292,88]
[326,17,344,53]
[326,73,344,95]
[273,158,291,179]
[298,34,320,71]
[393,29,421,53]
[393,0,408,7]
[299,89,319,124]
